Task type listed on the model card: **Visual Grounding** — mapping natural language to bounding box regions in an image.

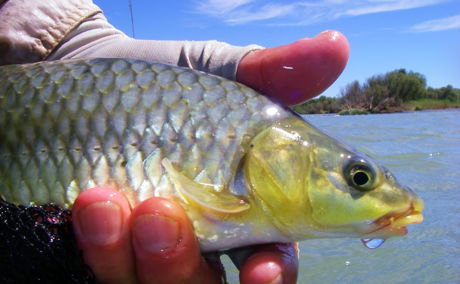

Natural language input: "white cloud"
[194,0,255,15]
[342,0,446,16]
[409,14,460,32]
[224,3,298,24]
[193,0,449,26]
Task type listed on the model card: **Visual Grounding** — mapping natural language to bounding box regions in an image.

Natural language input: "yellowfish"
[0,58,423,251]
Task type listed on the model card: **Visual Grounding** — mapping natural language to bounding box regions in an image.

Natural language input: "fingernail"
[133,214,180,254]
[268,273,283,284]
[77,201,123,245]
[261,262,283,284]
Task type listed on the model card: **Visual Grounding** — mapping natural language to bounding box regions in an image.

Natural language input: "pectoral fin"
[161,158,250,214]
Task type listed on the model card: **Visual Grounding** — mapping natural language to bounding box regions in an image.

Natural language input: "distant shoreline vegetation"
[293,69,460,115]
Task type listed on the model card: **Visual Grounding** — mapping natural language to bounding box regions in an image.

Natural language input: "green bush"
[338,108,369,115]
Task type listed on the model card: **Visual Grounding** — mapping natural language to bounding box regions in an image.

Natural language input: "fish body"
[0,58,423,251]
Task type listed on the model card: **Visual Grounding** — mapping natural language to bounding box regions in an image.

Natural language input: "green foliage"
[338,108,369,115]
[293,96,341,114]
[295,68,459,114]
[340,69,427,112]
[386,69,426,101]
[404,98,460,110]
[435,85,459,101]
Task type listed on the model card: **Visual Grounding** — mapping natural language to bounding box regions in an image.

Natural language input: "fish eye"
[343,158,376,191]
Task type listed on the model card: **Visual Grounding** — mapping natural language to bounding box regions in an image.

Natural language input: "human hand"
[71,31,345,284]
[72,187,298,284]
[237,30,349,106]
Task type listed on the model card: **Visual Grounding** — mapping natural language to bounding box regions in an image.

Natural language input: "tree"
[340,81,366,109]
[386,69,426,101]
[438,85,458,101]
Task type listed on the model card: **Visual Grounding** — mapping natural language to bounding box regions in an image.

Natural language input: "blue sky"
[94,0,459,97]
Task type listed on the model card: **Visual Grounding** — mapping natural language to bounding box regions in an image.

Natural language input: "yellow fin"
[161,158,250,214]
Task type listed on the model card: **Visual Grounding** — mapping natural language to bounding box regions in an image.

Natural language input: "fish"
[0,58,423,252]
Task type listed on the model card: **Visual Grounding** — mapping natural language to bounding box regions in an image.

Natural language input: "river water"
[224,109,460,283]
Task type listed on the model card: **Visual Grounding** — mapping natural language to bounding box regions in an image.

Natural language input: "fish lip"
[365,202,424,236]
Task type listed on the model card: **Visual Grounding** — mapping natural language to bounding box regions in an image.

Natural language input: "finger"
[72,187,136,284]
[130,198,222,284]
[238,243,299,284]
[237,30,349,106]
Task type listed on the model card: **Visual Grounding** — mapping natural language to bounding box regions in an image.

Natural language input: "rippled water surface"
[224,109,460,284]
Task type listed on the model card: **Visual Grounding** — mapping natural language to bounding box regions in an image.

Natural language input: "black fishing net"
[0,198,96,283]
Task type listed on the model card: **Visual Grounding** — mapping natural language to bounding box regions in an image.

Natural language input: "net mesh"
[0,198,96,283]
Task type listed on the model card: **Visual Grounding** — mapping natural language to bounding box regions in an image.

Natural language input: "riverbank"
[404,98,460,111]
[293,69,460,115]
[293,98,460,115]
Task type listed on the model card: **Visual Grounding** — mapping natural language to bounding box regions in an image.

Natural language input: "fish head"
[244,117,424,242]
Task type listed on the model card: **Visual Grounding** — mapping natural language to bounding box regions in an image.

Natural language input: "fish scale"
[0,58,288,207]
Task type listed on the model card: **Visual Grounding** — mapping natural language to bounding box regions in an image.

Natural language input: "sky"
[94,0,459,98]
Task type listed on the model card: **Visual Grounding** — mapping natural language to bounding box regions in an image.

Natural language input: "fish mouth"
[365,202,424,236]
